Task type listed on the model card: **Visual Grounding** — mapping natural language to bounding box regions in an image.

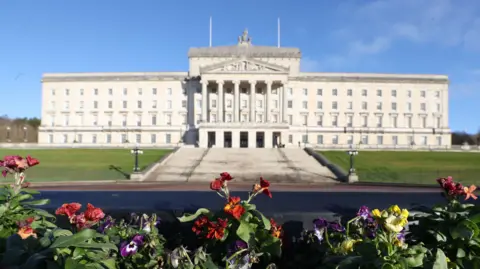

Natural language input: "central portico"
[188,29,300,148]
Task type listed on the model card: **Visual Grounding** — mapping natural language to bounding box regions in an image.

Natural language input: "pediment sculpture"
[219,61,272,72]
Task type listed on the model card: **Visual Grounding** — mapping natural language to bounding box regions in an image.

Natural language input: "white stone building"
[39,30,451,149]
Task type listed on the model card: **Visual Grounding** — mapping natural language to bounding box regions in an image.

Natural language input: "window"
[212,99,217,108]
[63,134,68,143]
[80,89,84,95]
[196,114,201,124]
[151,115,157,125]
[317,115,323,126]
[151,134,156,143]
[288,135,293,143]
[407,117,412,128]
[50,115,55,126]
[167,100,172,109]
[436,136,442,146]
[347,102,353,110]
[347,135,353,145]
[108,101,113,109]
[435,91,440,98]
[227,114,232,122]
[332,102,338,110]
[257,114,263,123]
[302,115,308,125]
[421,136,427,145]
[317,101,323,109]
[317,135,323,144]
[421,117,426,128]
[152,88,157,95]
[287,100,293,108]
[302,101,308,109]
[407,136,414,145]
[122,115,127,127]
[138,88,143,95]
[48,134,53,143]
[51,89,56,96]
[136,134,141,143]
[93,115,98,126]
[392,116,397,128]
[361,135,368,145]
[288,115,293,125]
[377,116,382,127]
[347,89,352,96]
[317,89,323,95]
[362,116,368,127]
[420,91,426,97]
[152,100,157,109]
[362,89,367,96]
[242,100,247,108]
[272,114,278,123]
[122,134,127,143]
[79,101,84,109]
[302,134,308,143]
[391,90,397,97]
[136,115,142,126]
[94,89,98,95]
[407,90,412,98]
[436,117,441,128]
[108,88,113,95]
[332,89,338,96]
[107,115,112,126]
[302,88,308,95]
[347,115,353,127]
[420,103,426,111]
[436,103,440,112]
[123,101,127,109]
[241,114,247,122]
[227,99,232,108]
[65,89,70,96]
[165,134,171,143]
[391,102,397,110]
[64,101,70,110]
[407,102,412,112]
[257,100,263,108]
[92,134,97,144]
[137,101,142,109]
[93,101,98,109]
[166,114,172,125]
[63,115,69,126]
[392,136,398,145]
[287,88,293,95]
[377,136,383,145]
[376,102,382,110]
[106,134,112,144]
[377,89,382,96]
[332,115,338,127]
[362,102,367,110]
[182,114,187,124]
[123,88,128,95]
[167,88,172,95]
[332,135,339,145]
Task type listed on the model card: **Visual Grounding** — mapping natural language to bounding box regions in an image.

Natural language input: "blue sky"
[0,0,479,132]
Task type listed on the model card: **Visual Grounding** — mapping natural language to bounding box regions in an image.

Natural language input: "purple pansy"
[120,235,144,257]
[397,231,405,243]
[98,216,115,233]
[357,206,371,220]
[313,218,345,232]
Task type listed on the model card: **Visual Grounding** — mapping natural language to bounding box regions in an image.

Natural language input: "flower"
[192,215,209,235]
[270,218,283,238]
[210,178,223,191]
[340,239,357,253]
[84,203,105,222]
[371,209,382,218]
[394,231,406,247]
[55,203,82,219]
[313,218,345,232]
[224,196,246,220]
[220,172,233,181]
[437,176,465,198]
[206,218,228,240]
[26,155,40,167]
[98,216,115,233]
[18,226,36,239]
[464,185,478,200]
[73,213,87,230]
[259,177,272,198]
[120,235,144,257]
[0,155,39,176]
[357,206,371,220]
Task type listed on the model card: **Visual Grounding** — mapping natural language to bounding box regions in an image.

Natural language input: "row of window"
[48,133,173,144]
[296,134,443,146]
[51,87,442,99]
[48,99,442,113]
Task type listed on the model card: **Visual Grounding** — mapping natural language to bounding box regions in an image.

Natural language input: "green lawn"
[320,151,480,185]
[0,149,172,182]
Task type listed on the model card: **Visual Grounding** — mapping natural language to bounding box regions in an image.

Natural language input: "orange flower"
[55,202,82,218]
[192,215,210,235]
[224,196,246,220]
[17,226,36,239]
[206,218,228,240]
[464,185,478,200]
[270,218,283,238]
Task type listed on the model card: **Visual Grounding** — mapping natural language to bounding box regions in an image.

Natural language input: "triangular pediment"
[201,59,289,74]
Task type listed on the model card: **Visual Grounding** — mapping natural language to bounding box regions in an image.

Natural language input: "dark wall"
[0,117,39,143]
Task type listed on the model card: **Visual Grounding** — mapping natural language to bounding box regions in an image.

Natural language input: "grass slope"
[320,151,480,185]
[0,149,172,182]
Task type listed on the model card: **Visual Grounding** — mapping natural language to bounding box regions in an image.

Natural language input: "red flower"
[437,176,465,198]
[73,213,87,230]
[55,203,82,218]
[192,215,210,234]
[84,203,105,222]
[210,178,223,191]
[206,218,228,240]
[224,196,246,220]
[220,172,233,181]
[260,177,272,198]
[270,218,283,239]
[26,155,39,167]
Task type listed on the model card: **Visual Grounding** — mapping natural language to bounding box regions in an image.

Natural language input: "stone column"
[282,81,288,123]
[266,81,272,123]
[217,81,224,122]
[233,80,240,122]
[250,80,257,122]
[201,80,208,122]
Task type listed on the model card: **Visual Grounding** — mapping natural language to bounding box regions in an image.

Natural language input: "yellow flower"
[372,209,382,218]
[446,257,451,263]
[17,227,36,240]
[340,239,357,253]
[400,209,409,219]
[384,215,407,233]
[389,205,401,215]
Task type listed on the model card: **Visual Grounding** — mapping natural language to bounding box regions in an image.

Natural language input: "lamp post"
[346,150,359,183]
[130,144,143,172]
[23,126,27,142]
[6,126,10,142]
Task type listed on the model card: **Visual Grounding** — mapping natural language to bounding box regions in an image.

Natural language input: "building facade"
[39,30,451,148]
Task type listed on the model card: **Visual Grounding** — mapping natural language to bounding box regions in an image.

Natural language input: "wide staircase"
[144,147,338,183]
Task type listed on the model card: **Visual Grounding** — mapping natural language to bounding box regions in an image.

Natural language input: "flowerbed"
[1,155,480,268]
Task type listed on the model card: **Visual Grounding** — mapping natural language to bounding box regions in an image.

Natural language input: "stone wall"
[0,120,38,143]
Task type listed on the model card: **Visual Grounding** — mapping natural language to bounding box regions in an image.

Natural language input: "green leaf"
[33,208,56,218]
[13,194,33,202]
[70,242,117,250]
[470,213,480,224]
[0,205,7,218]
[401,253,425,268]
[100,258,117,269]
[53,229,73,238]
[65,257,82,269]
[432,249,448,269]
[335,256,363,269]
[177,208,210,222]
[354,241,377,260]
[450,219,479,241]
[260,236,282,258]
[49,228,97,249]
[20,189,40,195]
[457,248,466,258]
[22,199,50,206]
[236,220,254,244]
[253,210,271,230]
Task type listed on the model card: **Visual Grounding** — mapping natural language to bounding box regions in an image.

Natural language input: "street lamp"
[346,150,359,183]
[23,126,27,142]
[6,126,10,142]
[130,144,143,172]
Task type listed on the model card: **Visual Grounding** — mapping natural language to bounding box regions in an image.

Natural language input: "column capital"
[265,80,273,86]
[216,80,224,86]
[232,80,240,85]
[200,80,209,85]
[249,80,257,85]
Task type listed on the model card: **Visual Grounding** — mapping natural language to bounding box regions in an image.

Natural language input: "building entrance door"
[272,132,281,148]
[207,132,216,148]
[256,132,265,148]
[240,132,248,148]
[224,132,232,148]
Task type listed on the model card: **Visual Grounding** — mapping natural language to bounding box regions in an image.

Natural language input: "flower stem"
[324,229,333,249]
[226,249,248,269]
[246,188,267,204]
[345,217,359,238]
